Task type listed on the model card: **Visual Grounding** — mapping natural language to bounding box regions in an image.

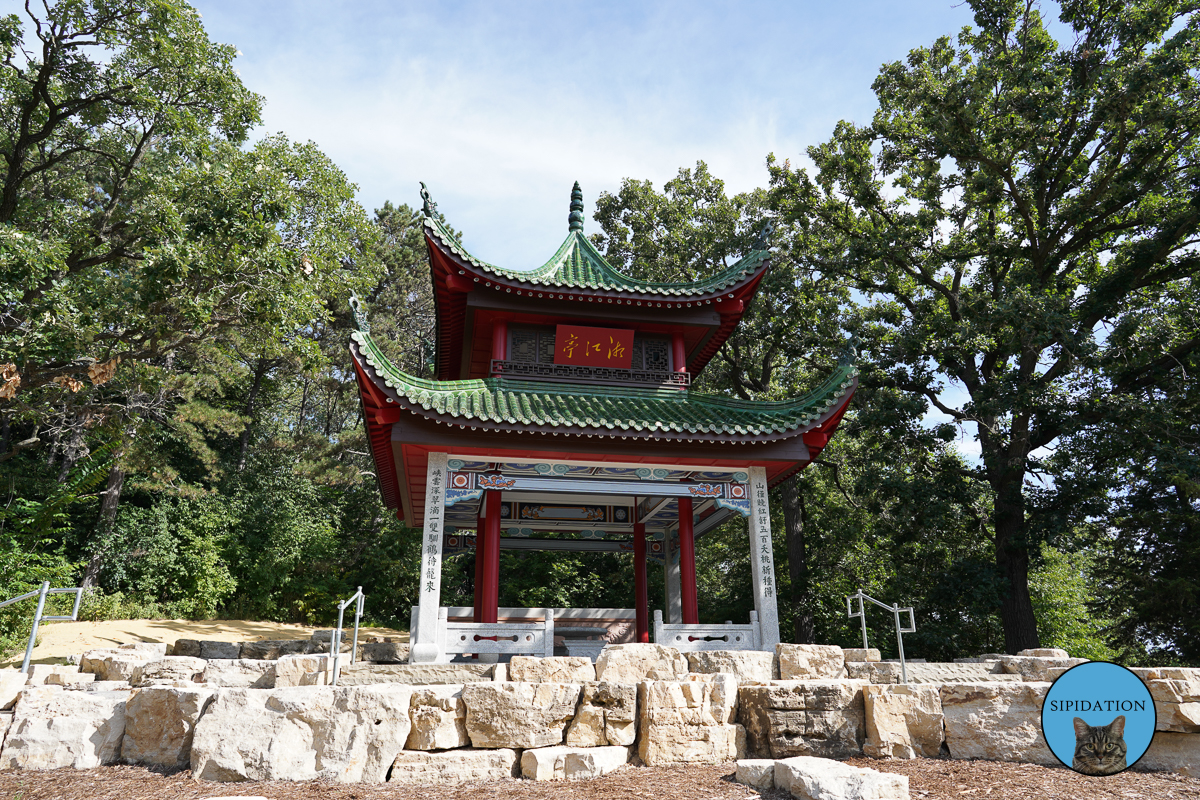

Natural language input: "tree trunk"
[993,476,1041,654]
[780,475,816,644]
[236,359,269,473]
[81,464,124,588]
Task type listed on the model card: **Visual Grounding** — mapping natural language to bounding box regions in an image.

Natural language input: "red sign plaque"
[553,325,635,369]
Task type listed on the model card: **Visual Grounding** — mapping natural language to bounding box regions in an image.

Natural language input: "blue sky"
[193,0,997,459]
[193,0,979,267]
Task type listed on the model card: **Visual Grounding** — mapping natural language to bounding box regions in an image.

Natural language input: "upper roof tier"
[421,182,772,381]
[424,210,770,298]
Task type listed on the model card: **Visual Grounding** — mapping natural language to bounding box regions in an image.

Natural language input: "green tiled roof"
[353,330,857,438]
[424,214,769,297]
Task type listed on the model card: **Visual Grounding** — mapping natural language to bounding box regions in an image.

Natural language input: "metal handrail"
[0,581,85,673]
[846,588,916,683]
[329,586,364,686]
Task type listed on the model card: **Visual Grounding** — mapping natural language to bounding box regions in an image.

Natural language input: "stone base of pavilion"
[4,643,1198,784]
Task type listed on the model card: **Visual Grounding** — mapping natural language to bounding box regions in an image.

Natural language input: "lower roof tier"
[352,330,856,443]
[351,328,857,527]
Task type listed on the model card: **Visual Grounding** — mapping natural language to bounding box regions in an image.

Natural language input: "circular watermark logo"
[1041,661,1156,776]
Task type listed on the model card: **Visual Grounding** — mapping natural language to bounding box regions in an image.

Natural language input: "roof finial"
[568,181,584,233]
[419,181,438,218]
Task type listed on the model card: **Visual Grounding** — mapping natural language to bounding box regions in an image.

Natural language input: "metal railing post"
[330,587,365,686]
[846,589,917,684]
[21,582,50,674]
[351,586,363,666]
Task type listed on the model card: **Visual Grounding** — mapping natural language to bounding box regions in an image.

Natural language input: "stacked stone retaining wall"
[1,642,1197,785]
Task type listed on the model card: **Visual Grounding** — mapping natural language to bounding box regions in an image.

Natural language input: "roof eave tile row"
[352,330,857,444]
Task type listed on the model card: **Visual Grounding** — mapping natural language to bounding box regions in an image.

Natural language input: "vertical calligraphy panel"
[747,466,781,649]
[411,451,448,663]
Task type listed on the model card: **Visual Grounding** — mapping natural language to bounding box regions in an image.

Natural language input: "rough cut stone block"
[738,679,867,759]
[566,681,638,747]
[274,654,330,688]
[864,684,944,759]
[200,659,275,689]
[940,682,1055,765]
[121,686,215,768]
[1017,648,1069,658]
[843,648,882,663]
[998,656,1087,682]
[903,663,1019,684]
[117,642,169,657]
[735,758,776,789]
[521,744,572,781]
[509,656,596,683]
[389,748,519,784]
[359,641,410,663]
[594,644,688,683]
[239,639,309,660]
[1,687,126,770]
[92,654,152,683]
[407,685,468,750]
[1148,676,1200,704]
[190,685,413,783]
[1157,703,1200,733]
[200,641,243,660]
[24,664,79,686]
[563,745,629,780]
[774,755,909,800]
[777,644,846,680]
[1,671,27,710]
[1132,667,1200,682]
[847,662,902,684]
[0,711,10,747]
[463,682,582,749]
[45,671,95,688]
[131,657,206,687]
[169,639,201,658]
[79,649,120,675]
[83,681,133,692]
[638,674,743,766]
[1138,731,1200,777]
[687,650,776,683]
[336,662,495,686]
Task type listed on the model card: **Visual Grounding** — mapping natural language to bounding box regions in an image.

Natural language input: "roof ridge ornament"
[568,181,584,233]
[420,181,438,218]
[349,292,370,333]
[838,334,859,367]
[752,217,775,250]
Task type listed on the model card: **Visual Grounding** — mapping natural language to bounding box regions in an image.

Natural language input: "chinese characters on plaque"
[553,325,635,369]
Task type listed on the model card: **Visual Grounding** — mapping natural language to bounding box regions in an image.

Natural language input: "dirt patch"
[0,760,1196,800]
[1,618,408,668]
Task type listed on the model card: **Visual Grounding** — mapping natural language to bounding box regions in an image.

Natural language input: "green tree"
[770,0,1200,651]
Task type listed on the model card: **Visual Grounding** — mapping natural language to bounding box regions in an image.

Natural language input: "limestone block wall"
[0,642,1197,783]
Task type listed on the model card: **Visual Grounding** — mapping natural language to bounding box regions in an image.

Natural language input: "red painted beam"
[678,496,699,624]
[634,521,649,643]
[481,490,502,624]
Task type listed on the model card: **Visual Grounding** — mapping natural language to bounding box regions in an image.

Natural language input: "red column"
[473,505,485,622]
[491,320,508,376]
[481,490,502,623]
[677,496,699,624]
[672,332,687,374]
[634,521,649,643]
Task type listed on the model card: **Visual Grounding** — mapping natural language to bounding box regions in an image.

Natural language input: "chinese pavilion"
[350,183,857,664]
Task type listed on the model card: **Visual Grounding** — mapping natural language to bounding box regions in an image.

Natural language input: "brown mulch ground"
[0,759,1198,800]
